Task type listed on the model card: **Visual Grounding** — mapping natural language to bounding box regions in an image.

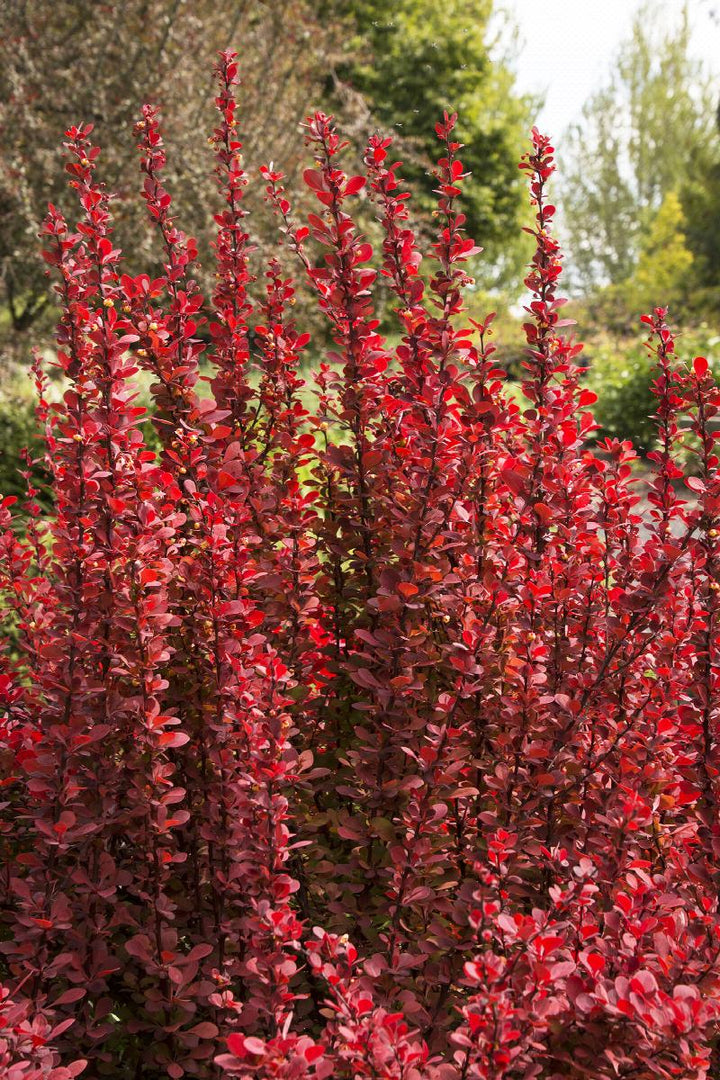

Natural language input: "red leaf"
[344,176,366,196]
[303,169,326,193]
[189,1022,219,1038]
[157,732,191,748]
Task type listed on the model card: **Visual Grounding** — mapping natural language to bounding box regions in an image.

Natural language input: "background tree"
[0,0,535,366]
[561,1,718,298]
[330,0,536,289]
[626,190,694,317]
[681,99,720,315]
[0,0,344,358]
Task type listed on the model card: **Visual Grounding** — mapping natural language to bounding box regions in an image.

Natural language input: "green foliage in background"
[626,191,694,317]
[561,2,718,307]
[333,0,535,289]
[0,383,42,501]
[681,124,720,315]
[584,326,720,454]
[584,339,658,452]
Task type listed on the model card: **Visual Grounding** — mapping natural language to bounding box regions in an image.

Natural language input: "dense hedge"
[2,52,720,1080]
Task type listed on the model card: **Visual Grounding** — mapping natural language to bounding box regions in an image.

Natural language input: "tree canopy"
[561,2,718,300]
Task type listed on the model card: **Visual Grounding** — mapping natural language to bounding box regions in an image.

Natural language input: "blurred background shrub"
[583,326,720,455]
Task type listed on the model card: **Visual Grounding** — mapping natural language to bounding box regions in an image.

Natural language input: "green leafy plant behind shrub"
[584,338,658,451]
[0,382,48,503]
[586,327,720,456]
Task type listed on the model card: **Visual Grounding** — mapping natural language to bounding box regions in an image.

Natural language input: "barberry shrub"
[1,51,720,1080]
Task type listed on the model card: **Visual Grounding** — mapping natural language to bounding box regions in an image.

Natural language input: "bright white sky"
[498,0,720,137]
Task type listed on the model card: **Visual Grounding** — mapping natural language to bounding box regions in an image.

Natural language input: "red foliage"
[2,53,720,1078]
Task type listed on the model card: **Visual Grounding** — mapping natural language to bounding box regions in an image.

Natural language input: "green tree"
[627,190,694,313]
[332,0,535,288]
[681,102,720,314]
[561,2,717,294]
